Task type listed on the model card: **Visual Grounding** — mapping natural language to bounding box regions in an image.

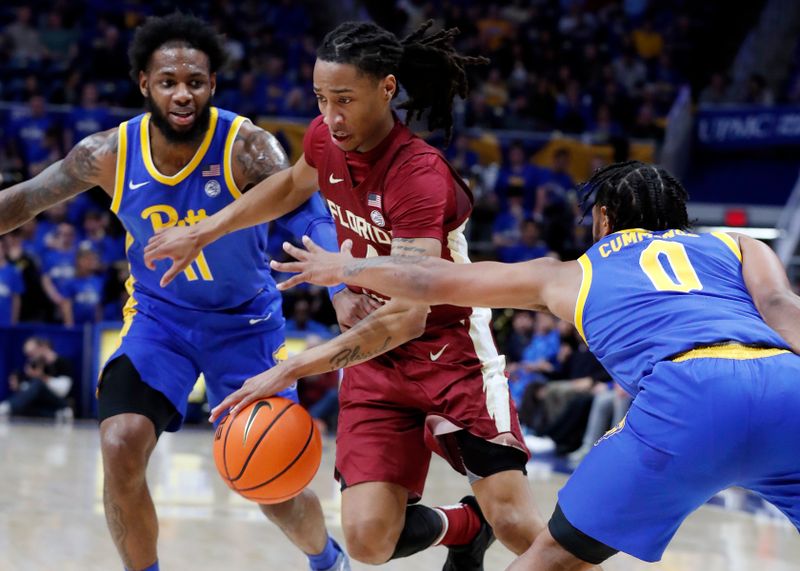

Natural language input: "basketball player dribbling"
[147,20,549,571]
[0,13,358,571]
[271,161,800,571]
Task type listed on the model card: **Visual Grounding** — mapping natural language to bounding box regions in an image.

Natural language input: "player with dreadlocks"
[148,19,547,570]
[272,159,800,569]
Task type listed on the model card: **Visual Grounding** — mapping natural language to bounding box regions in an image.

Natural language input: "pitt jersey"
[111,107,276,313]
[576,228,789,395]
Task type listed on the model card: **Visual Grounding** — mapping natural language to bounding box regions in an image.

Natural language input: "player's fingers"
[277,273,309,291]
[159,262,183,287]
[229,392,258,418]
[282,241,308,261]
[210,394,238,421]
[270,260,304,273]
[340,239,353,255]
[363,296,382,310]
[302,235,323,253]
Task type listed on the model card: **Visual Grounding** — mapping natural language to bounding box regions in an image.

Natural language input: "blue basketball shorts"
[557,350,800,561]
[102,290,297,432]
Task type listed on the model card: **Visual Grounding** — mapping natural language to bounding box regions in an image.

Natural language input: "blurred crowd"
[0,0,790,437]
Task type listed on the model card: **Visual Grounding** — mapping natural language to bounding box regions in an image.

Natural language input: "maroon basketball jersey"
[303,115,475,330]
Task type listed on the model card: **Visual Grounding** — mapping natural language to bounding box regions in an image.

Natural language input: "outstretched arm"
[739,234,800,353]
[274,237,580,316]
[143,122,320,285]
[0,130,116,234]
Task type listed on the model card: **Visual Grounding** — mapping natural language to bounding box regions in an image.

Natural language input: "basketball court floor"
[2,421,798,571]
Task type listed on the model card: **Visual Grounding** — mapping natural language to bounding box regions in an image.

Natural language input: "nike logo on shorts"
[249,313,272,325]
[430,344,449,361]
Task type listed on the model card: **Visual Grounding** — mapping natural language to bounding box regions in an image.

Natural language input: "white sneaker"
[524,434,556,454]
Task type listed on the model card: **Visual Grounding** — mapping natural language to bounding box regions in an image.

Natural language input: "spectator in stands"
[555,81,592,133]
[493,185,528,251]
[632,18,663,60]
[741,73,775,106]
[502,309,535,365]
[509,312,561,409]
[698,72,732,105]
[497,219,549,263]
[445,133,480,176]
[567,384,631,465]
[630,102,664,140]
[495,141,543,211]
[2,229,51,322]
[40,222,78,324]
[40,10,79,69]
[80,210,125,266]
[59,248,105,326]
[8,95,60,177]
[5,6,44,66]
[0,238,24,326]
[64,83,112,149]
[612,47,647,95]
[0,336,73,420]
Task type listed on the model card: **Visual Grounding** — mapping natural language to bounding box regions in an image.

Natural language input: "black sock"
[390,504,445,559]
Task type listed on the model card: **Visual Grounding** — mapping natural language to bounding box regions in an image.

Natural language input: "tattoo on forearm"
[236,130,290,188]
[343,256,423,277]
[329,337,393,368]
[0,130,117,232]
[103,480,134,569]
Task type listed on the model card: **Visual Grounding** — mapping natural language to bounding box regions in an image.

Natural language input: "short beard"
[145,95,212,144]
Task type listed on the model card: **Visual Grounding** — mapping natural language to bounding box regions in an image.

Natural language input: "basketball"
[213,397,322,504]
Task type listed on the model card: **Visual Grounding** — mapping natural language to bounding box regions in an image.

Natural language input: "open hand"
[271,236,354,290]
[331,288,381,330]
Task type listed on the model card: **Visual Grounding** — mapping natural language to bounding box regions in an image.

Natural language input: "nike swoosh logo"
[430,344,449,362]
[329,174,344,184]
[243,400,273,445]
[248,313,272,325]
[128,180,150,190]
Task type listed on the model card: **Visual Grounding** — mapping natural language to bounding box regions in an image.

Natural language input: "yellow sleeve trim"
[223,115,249,200]
[574,255,593,344]
[140,107,219,185]
[110,122,128,214]
[711,232,742,263]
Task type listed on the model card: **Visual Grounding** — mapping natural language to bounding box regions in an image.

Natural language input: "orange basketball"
[213,397,322,504]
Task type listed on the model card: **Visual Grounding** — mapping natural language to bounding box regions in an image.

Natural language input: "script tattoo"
[391,238,429,255]
[329,337,393,368]
[236,128,290,189]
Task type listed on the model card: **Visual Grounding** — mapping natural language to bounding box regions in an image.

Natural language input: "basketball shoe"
[442,495,495,571]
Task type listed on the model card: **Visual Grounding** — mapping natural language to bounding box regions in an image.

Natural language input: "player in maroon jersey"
[145,21,545,569]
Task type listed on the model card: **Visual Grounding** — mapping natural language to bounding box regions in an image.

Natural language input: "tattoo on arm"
[236,129,290,190]
[343,255,423,278]
[0,130,117,233]
[391,237,432,256]
[329,337,393,368]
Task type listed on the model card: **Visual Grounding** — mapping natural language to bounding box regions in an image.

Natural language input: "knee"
[483,500,543,548]
[100,416,155,485]
[343,517,400,565]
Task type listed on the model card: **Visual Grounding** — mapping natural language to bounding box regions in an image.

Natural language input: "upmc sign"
[696,106,800,150]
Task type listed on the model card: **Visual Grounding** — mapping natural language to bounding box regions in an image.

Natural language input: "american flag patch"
[367,193,382,208]
[202,164,221,177]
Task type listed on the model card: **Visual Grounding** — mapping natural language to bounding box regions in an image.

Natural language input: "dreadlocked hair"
[317,20,488,144]
[579,161,690,232]
[128,12,227,83]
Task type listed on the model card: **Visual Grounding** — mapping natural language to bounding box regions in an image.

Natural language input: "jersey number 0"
[639,240,703,293]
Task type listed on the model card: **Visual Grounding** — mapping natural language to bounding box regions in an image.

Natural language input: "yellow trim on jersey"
[711,231,742,262]
[140,107,219,186]
[574,255,593,344]
[223,115,249,199]
[671,343,789,362]
[110,122,129,213]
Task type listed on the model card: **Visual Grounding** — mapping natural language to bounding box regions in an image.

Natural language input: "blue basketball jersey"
[576,228,789,395]
[111,107,280,314]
